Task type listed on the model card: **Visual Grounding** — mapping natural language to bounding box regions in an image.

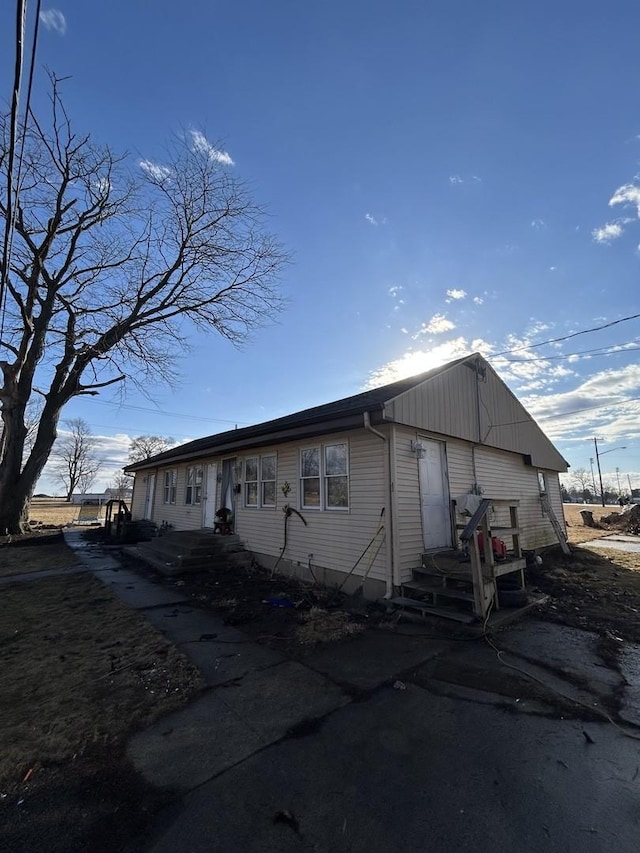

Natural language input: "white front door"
[143,474,156,520]
[202,463,217,527]
[418,439,451,550]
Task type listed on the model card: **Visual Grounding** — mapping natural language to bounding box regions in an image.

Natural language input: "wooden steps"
[388,497,529,624]
[386,597,476,624]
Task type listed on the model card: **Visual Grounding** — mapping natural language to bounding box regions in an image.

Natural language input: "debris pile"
[600,504,640,536]
[295,607,365,646]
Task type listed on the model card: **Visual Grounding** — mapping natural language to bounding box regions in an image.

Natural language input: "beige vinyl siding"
[393,428,427,583]
[135,429,388,580]
[468,445,565,551]
[384,359,567,471]
[393,427,566,584]
[234,429,388,581]
[151,465,206,530]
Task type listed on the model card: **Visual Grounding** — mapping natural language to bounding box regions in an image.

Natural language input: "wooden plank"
[402,580,475,602]
[388,597,476,624]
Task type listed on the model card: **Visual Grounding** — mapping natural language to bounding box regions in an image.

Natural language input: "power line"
[492,313,640,357]
[89,398,250,426]
[502,341,640,364]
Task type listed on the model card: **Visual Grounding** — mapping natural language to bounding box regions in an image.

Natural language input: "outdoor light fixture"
[411,440,426,459]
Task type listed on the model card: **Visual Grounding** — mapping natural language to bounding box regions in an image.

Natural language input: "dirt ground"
[562,501,636,543]
[0,530,80,577]
[0,533,202,853]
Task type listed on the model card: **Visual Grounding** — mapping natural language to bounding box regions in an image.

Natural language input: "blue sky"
[2,1,640,494]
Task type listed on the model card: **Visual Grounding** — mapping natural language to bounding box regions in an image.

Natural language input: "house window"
[244,454,277,507]
[325,443,348,508]
[300,443,349,510]
[261,455,276,506]
[245,457,258,506]
[538,471,547,494]
[301,447,321,508]
[163,469,177,505]
[185,465,203,505]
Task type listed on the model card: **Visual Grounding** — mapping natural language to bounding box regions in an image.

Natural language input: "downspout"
[363,411,394,598]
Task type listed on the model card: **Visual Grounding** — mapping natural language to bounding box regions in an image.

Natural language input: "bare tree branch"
[0,79,289,533]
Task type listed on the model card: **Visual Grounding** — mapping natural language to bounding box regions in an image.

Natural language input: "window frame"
[300,442,349,511]
[537,471,547,495]
[260,454,277,507]
[242,454,278,509]
[163,469,177,505]
[185,464,203,505]
[244,456,259,507]
[324,442,349,510]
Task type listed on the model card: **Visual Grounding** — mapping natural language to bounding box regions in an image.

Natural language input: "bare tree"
[129,435,173,463]
[108,471,133,500]
[50,418,102,501]
[0,78,287,533]
[571,468,594,498]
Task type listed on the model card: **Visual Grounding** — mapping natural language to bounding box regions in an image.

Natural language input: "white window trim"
[300,442,349,511]
[260,454,277,507]
[243,454,277,509]
[185,465,203,505]
[163,469,177,505]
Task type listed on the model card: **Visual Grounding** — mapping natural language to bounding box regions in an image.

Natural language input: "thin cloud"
[531,219,546,229]
[189,130,234,166]
[39,9,67,34]
[412,314,456,339]
[609,183,640,216]
[365,337,493,388]
[592,222,623,243]
[365,213,378,226]
[139,159,172,181]
[446,288,466,301]
[473,296,484,305]
[449,175,464,185]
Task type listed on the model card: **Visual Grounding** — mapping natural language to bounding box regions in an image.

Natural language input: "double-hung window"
[244,457,258,506]
[261,455,276,506]
[244,454,277,508]
[185,465,203,505]
[163,469,177,505]
[300,442,349,510]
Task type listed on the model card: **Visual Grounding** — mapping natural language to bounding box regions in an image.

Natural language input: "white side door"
[418,439,451,550]
[202,462,217,527]
[143,473,156,520]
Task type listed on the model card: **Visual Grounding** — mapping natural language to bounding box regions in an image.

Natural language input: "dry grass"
[0,532,80,578]
[28,497,105,527]
[562,502,625,544]
[0,571,202,795]
[295,607,365,646]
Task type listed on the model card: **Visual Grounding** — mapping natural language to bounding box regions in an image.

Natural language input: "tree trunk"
[0,486,31,535]
[0,399,62,534]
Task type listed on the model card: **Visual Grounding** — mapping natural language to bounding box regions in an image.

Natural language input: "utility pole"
[616,467,622,495]
[589,457,597,502]
[594,437,605,508]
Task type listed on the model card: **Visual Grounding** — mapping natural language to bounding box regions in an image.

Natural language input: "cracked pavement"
[66,531,640,853]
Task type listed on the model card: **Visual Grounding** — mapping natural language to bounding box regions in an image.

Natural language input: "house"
[124,353,568,615]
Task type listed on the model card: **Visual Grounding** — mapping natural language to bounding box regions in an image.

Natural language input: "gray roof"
[125,354,472,471]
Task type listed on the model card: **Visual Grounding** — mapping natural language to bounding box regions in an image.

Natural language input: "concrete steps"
[130,529,252,576]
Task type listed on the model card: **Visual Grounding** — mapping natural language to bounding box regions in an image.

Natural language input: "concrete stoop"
[124,529,252,576]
